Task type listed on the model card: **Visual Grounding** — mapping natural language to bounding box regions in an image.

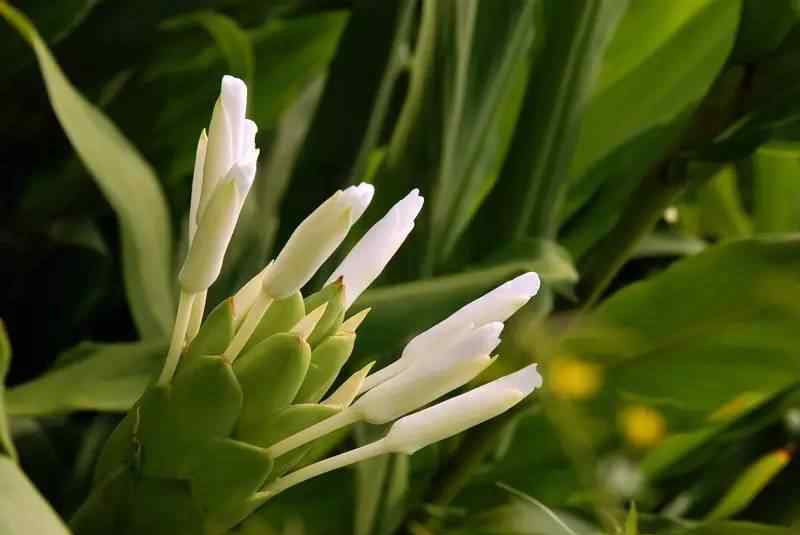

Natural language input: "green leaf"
[0,321,16,459]
[732,0,800,62]
[295,333,356,403]
[248,403,338,477]
[750,140,800,233]
[487,0,627,242]
[234,333,312,439]
[0,455,71,535]
[186,438,273,519]
[162,10,255,86]
[303,280,346,346]
[705,448,792,521]
[244,292,305,353]
[139,356,243,478]
[564,0,741,223]
[565,237,800,414]
[0,3,175,338]
[6,339,167,416]
[182,299,235,361]
[425,0,538,261]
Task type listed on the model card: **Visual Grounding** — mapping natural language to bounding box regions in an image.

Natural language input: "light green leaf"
[487,0,628,242]
[425,0,538,261]
[565,237,800,414]
[0,455,71,535]
[0,3,175,338]
[0,321,16,459]
[565,0,741,224]
[5,339,167,416]
[751,140,800,233]
[705,449,792,521]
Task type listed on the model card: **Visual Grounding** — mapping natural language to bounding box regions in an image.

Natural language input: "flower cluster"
[83,76,543,535]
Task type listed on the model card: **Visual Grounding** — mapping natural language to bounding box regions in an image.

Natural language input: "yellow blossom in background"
[620,405,666,449]
[549,356,603,400]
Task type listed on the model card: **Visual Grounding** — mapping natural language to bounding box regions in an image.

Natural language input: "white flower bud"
[327,189,423,308]
[179,161,256,292]
[360,272,540,392]
[383,364,542,454]
[179,75,259,294]
[352,322,503,424]
[262,184,374,299]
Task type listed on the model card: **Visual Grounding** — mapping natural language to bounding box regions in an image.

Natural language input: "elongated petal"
[326,189,423,307]
[220,75,247,159]
[179,178,242,292]
[200,96,233,217]
[353,322,502,424]
[403,272,540,362]
[383,364,542,454]
[179,160,254,293]
[188,129,208,242]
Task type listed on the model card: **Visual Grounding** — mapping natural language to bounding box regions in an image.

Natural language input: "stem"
[185,290,207,342]
[575,159,692,306]
[264,439,387,497]
[267,408,360,458]
[223,291,273,362]
[158,291,196,385]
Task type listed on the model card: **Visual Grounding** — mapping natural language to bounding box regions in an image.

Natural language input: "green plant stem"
[576,65,750,305]
[575,159,696,307]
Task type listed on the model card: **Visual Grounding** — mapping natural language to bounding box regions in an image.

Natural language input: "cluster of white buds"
[156,75,544,499]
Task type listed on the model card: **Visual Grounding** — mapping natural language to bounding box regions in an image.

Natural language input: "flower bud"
[352,322,503,424]
[179,75,259,293]
[262,184,374,299]
[179,161,257,292]
[198,75,253,219]
[383,364,542,454]
[327,189,424,308]
[360,272,540,392]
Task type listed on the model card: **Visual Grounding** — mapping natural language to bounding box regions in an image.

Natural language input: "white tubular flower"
[178,75,259,293]
[383,364,542,454]
[352,322,503,424]
[326,189,424,308]
[360,272,540,392]
[263,364,542,497]
[262,183,374,299]
[179,159,257,292]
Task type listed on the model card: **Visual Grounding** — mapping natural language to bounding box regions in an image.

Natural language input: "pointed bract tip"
[323,361,376,408]
[290,302,329,340]
[340,308,371,332]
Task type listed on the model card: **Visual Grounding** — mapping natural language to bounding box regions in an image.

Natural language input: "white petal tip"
[502,364,543,396]
[510,272,541,298]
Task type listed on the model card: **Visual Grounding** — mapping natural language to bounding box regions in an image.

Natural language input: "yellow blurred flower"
[549,356,603,400]
[620,405,666,449]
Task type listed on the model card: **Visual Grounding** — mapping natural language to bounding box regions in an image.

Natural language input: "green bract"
[83,280,359,535]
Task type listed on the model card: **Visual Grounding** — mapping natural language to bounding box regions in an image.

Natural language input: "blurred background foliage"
[2,0,800,534]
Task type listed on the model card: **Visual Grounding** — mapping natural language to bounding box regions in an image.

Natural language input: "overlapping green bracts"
[76,283,358,535]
